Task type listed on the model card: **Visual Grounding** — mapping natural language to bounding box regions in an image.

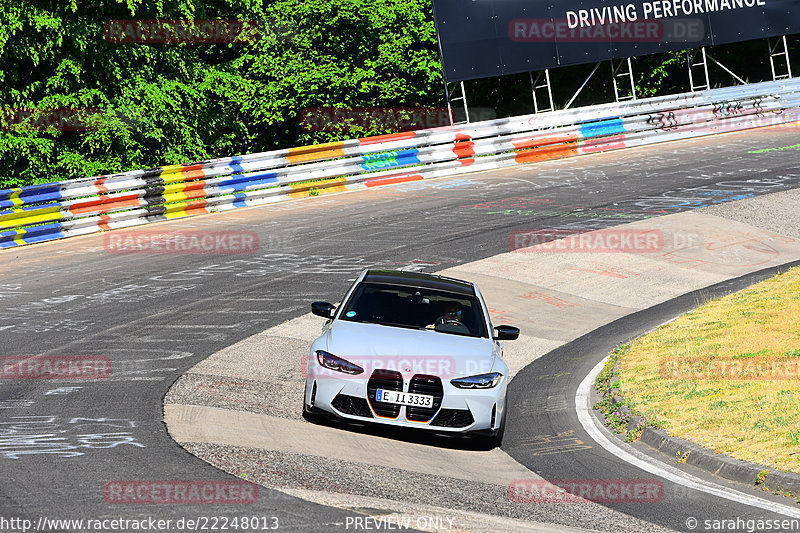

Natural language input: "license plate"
[376,389,434,408]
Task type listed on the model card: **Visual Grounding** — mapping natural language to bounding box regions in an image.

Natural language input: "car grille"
[367,369,403,418]
[331,394,373,418]
[406,374,443,422]
[430,408,474,428]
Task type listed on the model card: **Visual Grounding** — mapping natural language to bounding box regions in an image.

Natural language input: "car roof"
[361,269,476,296]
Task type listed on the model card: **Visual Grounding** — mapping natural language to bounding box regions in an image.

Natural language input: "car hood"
[322,320,499,377]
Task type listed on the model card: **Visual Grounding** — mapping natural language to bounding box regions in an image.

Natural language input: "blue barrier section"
[580,118,625,138]
[360,149,421,171]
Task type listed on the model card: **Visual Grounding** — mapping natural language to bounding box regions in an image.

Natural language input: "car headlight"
[450,372,503,389]
[316,350,364,375]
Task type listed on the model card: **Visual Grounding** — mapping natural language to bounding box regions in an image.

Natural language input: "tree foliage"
[0,0,442,188]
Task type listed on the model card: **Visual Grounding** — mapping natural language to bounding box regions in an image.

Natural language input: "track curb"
[639,428,800,495]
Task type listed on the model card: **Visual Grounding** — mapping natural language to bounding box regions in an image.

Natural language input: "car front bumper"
[304,371,506,434]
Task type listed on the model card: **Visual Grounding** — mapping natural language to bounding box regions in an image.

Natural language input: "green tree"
[0,0,442,188]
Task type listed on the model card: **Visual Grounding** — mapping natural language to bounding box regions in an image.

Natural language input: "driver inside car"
[426,302,468,332]
[436,302,463,326]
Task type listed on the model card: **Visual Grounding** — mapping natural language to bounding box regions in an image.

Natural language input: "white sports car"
[303,269,519,446]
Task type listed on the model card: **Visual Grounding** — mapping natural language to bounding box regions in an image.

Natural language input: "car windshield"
[339,282,488,338]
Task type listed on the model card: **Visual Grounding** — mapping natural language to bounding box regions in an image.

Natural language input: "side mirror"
[311,301,336,318]
[493,325,520,341]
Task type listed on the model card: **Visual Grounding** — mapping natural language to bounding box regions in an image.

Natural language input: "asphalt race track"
[504,262,800,531]
[2,125,800,532]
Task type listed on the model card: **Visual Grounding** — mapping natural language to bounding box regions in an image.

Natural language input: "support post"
[769,35,793,80]
[611,58,636,102]
[529,69,555,113]
[687,48,710,92]
[445,81,470,125]
[707,54,747,85]
[564,62,602,110]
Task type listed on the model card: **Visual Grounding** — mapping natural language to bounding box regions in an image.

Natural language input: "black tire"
[485,406,507,449]
[302,386,319,422]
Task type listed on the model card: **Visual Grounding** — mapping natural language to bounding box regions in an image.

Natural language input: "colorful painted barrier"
[1,78,799,248]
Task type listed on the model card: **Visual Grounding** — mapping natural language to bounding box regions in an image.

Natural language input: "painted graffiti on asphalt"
[0,400,35,409]
[0,284,198,321]
[462,197,666,220]
[0,284,29,300]
[616,174,797,212]
[0,319,94,333]
[150,253,372,281]
[0,416,145,459]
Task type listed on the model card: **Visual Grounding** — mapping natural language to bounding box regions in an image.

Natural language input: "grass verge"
[603,265,800,474]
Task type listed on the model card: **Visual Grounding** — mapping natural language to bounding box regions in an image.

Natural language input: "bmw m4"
[303,269,519,446]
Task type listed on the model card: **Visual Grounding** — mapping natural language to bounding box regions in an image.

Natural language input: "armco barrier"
[2,78,799,248]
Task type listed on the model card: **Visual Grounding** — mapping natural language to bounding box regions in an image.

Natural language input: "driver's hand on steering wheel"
[435,305,463,326]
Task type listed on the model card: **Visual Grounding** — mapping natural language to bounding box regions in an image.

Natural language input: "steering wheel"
[435,316,466,329]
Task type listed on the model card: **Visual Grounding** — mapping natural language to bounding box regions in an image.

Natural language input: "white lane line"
[576,356,800,518]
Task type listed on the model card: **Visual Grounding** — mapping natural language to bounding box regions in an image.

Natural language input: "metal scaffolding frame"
[563,58,636,110]
[687,46,752,92]
[687,48,711,92]
[529,69,555,114]
[707,54,747,85]
[445,81,470,125]
[563,62,602,110]
[769,35,793,80]
[441,37,795,123]
[611,58,637,102]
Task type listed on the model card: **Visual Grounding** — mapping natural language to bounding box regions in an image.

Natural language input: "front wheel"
[484,405,507,448]
[302,383,319,423]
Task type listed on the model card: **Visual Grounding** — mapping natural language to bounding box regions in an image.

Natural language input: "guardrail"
[2,78,799,249]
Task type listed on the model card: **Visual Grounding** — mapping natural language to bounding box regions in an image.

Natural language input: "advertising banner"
[432,0,800,81]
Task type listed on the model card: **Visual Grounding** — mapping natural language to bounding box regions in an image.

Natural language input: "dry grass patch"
[617,265,800,473]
